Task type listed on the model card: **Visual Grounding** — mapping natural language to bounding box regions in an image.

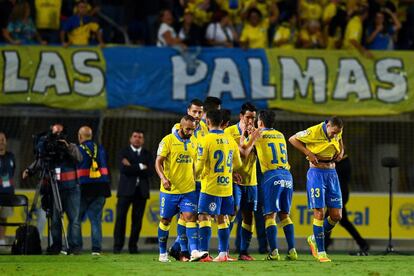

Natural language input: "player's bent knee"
[160,218,171,225]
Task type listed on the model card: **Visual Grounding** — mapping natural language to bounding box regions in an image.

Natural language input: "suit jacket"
[117,146,154,199]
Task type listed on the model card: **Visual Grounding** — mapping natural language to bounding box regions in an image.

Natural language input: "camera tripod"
[29,161,69,254]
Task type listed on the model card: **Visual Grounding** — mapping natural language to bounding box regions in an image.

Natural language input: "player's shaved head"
[179,115,196,139]
[78,126,93,143]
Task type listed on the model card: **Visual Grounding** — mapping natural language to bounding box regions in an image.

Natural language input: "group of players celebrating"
[155,97,344,263]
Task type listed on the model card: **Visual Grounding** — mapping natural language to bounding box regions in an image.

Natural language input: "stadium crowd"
[1,0,414,51]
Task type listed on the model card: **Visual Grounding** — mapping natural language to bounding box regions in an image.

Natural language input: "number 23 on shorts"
[311,188,320,198]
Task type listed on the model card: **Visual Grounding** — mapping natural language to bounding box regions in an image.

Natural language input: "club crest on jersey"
[209,202,217,212]
[296,130,310,137]
[157,141,165,155]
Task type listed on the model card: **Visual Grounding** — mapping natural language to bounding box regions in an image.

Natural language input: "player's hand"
[334,151,344,162]
[233,172,242,184]
[162,178,172,191]
[22,169,29,179]
[307,152,318,165]
[122,158,131,166]
[250,128,261,142]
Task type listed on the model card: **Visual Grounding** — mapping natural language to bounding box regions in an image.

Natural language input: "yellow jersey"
[35,0,62,30]
[273,24,297,49]
[197,129,242,197]
[173,120,208,181]
[157,131,197,194]
[343,16,362,50]
[254,128,290,173]
[68,22,99,45]
[299,0,322,21]
[224,123,257,186]
[295,121,342,159]
[240,22,269,48]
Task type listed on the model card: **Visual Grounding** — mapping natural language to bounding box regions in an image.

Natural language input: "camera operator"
[23,123,83,255]
[0,132,15,250]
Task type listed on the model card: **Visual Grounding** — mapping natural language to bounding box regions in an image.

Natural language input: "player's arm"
[334,138,345,162]
[288,134,318,165]
[195,142,207,180]
[155,138,171,191]
[240,128,261,157]
[155,155,171,191]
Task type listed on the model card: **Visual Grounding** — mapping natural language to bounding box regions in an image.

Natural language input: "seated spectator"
[298,19,325,49]
[0,0,15,43]
[366,9,401,50]
[273,14,298,49]
[299,0,323,22]
[4,1,46,45]
[240,7,268,49]
[34,0,62,44]
[343,4,373,58]
[157,9,186,48]
[206,10,237,48]
[179,9,204,46]
[61,0,104,47]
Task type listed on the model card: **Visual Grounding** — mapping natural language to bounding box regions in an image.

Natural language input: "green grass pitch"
[0,253,413,275]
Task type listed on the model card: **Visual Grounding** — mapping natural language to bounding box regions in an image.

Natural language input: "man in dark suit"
[113,130,154,254]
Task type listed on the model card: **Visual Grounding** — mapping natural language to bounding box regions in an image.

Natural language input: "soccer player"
[196,110,242,262]
[244,110,298,261]
[169,99,207,261]
[288,117,344,263]
[224,102,258,260]
[155,115,206,263]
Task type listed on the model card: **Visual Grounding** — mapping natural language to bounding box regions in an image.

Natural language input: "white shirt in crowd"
[157,23,177,47]
[205,23,234,45]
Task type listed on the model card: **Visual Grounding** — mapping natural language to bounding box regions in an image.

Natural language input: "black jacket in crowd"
[117,146,154,199]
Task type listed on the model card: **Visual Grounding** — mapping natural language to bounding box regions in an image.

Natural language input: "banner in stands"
[1,46,413,116]
[0,46,106,109]
[7,191,414,240]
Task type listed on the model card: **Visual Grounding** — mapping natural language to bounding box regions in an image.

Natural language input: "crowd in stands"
[1,0,414,52]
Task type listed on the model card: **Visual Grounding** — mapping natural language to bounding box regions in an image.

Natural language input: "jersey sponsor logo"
[330,197,342,202]
[176,154,192,163]
[217,176,230,185]
[273,179,293,189]
[209,202,217,212]
[184,202,197,208]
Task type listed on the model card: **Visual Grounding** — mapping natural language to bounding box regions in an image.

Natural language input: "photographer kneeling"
[23,123,83,255]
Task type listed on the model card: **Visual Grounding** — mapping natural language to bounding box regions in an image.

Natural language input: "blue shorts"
[198,192,234,215]
[262,169,293,215]
[306,168,343,209]
[159,191,198,219]
[233,184,258,212]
